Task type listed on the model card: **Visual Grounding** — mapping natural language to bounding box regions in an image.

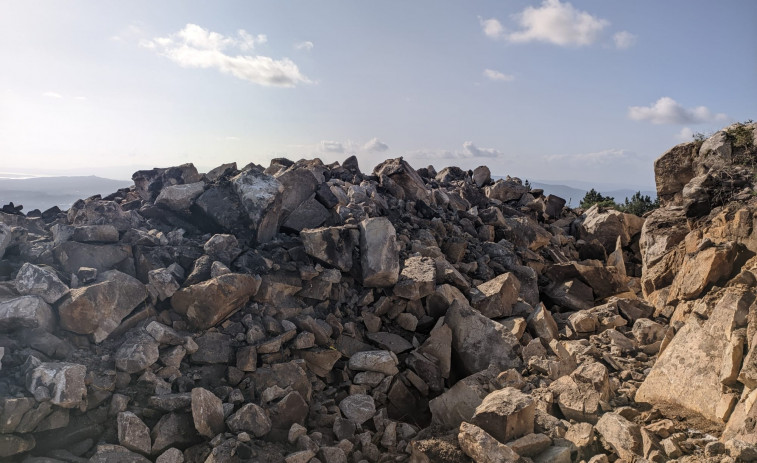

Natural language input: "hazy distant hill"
[0,176,132,212]
[492,176,656,208]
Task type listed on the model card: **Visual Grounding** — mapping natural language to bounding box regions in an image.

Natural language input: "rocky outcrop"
[1,125,756,462]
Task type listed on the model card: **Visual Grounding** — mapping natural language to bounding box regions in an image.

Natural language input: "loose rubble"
[0,122,756,462]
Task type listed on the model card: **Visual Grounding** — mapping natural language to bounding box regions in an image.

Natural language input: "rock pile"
[0,123,755,463]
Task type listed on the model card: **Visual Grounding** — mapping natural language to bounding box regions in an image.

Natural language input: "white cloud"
[363,138,389,152]
[225,136,240,141]
[483,0,609,47]
[483,69,514,82]
[42,92,63,99]
[613,31,636,49]
[546,148,636,164]
[410,142,505,160]
[676,127,694,141]
[628,97,727,125]
[479,17,506,40]
[74,96,87,100]
[295,41,314,51]
[320,140,345,153]
[142,24,311,87]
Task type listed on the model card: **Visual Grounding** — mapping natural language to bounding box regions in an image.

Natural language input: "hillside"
[0,176,132,212]
[0,122,756,462]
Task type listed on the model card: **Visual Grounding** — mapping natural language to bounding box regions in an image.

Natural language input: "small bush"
[617,191,659,216]
[580,189,617,209]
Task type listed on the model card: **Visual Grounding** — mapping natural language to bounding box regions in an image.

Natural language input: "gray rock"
[348,350,399,375]
[300,225,359,272]
[147,268,180,301]
[171,273,261,330]
[151,412,197,455]
[232,167,284,243]
[339,394,376,424]
[472,166,491,187]
[0,434,35,459]
[26,362,87,408]
[72,224,119,243]
[0,222,11,260]
[445,301,522,376]
[0,296,55,332]
[115,334,160,374]
[58,270,147,343]
[118,411,151,454]
[14,263,69,303]
[203,234,241,266]
[155,182,205,211]
[282,196,330,232]
[191,332,232,364]
[470,272,520,319]
[394,256,436,300]
[359,217,400,287]
[226,403,271,437]
[191,387,225,438]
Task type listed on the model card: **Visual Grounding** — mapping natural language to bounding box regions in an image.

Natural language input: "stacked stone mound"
[0,121,755,463]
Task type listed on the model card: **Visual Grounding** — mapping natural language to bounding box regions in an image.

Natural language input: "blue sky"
[1,1,755,186]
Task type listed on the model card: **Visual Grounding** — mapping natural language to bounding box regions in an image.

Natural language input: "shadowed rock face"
[1,125,757,462]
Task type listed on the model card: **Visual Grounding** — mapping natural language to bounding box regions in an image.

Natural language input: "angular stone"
[171,273,261,330]
[156,447,185,463]
[155,182,205,211]
[580,205,645,253]
[298,348,342,377]
[473,166,491,187]
[668,242,737,302]
[373,158,429,201]
[300,225,359,272]
[0,223,11,260]
[232,168,284,243]
[151,412,197,455]
[349,350,399,376]
[595,412,643,461]
[191,387,224,438]
[14,263,69,304]
[0,434,35,458]
[471,387,535,443]
[471,273,521,319]
[394,256,436,300]
[283,196,330,232]
[190,332,232,364]
[549,362,611,424]
[359,217,400,287]
[226,403,271,437]
[429,367,497,428]
[485,179,529,202]
[458,421,520,463]
[446,301,522,376]
[58,269,147,342]
[0,296,55,332]
[339,394,376,424]
[636,288,754,424]
[115,334,160,374]
[526,303,559,342]
[508,433,552,457]
[118,411,151,454]
[72,224,120,243]
[26,362,87,408]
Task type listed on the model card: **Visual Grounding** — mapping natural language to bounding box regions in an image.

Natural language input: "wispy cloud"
[483,69,514,82]
[546,148,637,164]
[410,142,505,160]
[613,31,636,49]
[628,97,727,125]
[320,140,345,153]
[295,41,314,51]
[363,138,389,152]
[42,91,63,99]
[141,24,311,87]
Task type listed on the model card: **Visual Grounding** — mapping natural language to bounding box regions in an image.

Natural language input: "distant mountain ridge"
[0,176,132,212]
[492,176,656,208]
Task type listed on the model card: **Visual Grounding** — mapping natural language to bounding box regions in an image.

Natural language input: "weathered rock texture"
[0,124,756,462]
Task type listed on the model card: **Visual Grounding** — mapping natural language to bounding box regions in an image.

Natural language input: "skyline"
[1,1,755,184]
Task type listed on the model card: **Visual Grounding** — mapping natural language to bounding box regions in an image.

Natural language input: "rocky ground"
[0,122,756,463]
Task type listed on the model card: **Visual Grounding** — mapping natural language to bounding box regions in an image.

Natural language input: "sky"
[1,1,755,186]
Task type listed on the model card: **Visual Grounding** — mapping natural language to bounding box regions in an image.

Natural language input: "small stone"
[117,411,151,455]
[339,394,376,424]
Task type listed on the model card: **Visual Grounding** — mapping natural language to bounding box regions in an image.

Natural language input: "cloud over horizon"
[628,97,727,125]
[410,142,505,160]
[141,24,311,87]
[546,148,637,164]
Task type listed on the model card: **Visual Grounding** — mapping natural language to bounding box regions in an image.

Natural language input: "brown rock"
[171,273,261,329]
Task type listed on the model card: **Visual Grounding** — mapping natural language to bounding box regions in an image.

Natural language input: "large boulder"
[232,167,284,243]
[300,226,359,272]
[53,241,134,275]
[0,222,11,259]
[26,362,87,408]
[580,205,645,253]
[445,301,522,376]
[373,158,429,202]
[58,270,148,342]
[171,273,261,330]
[0,296,55,332]
[470,387,535,443]
[14,263,69,304]
[359,217,400,287]
[470,273,521,319]
[636,288,754,424]
[132,163,202,202]
[458,421,521,463]
[155,181,205,211]
[595,413,642,461]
